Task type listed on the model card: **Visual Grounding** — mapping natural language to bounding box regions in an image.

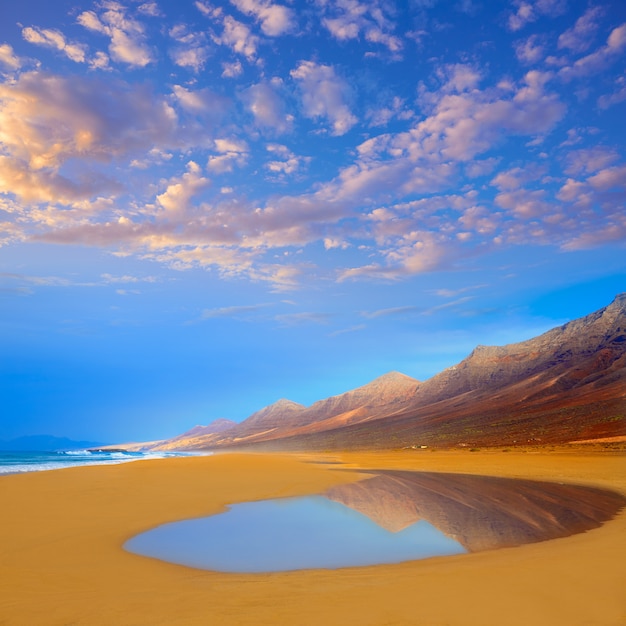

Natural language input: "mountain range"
[138,294,626,451]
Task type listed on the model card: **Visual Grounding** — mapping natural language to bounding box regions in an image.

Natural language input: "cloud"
[201,303,272,319]
[360,306,419,319]
[558,7,603,53]
[507,0,566,32]
[275,311,332,325]
[564,146,619,176]
[156,161,210,214]
[168,25,210,72]
[0,71,204,207]
[320,0,403,56]
[138,2,162,17]
[366,96,414,127]
[243,80,292,133]
[515,34,544,64]
[22,26,88,63]
[172,84,230,118]
[559,23,626,81]
[328,324,366,337]
[77,4,153,67]
[230,0,295,36]
[598,74,626,109]
[264,144,308,179]
[0,44,22,70]
[214,15,259,60]
[291,61,357,135]
[222,60,243,77]
[207,138,249,173]
[101,273,158,284]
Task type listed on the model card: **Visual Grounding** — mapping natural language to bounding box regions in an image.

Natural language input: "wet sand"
[1,450,625,625]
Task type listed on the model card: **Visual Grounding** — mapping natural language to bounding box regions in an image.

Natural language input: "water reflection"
[125,470,626,572]
[325,470,626,552]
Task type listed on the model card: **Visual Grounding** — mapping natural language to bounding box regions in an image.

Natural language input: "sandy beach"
[1,450,625,626]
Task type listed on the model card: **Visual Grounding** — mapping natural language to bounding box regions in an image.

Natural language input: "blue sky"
[0,0,624,443]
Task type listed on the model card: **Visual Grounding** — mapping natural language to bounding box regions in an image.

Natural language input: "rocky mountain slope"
[150,294,626,451]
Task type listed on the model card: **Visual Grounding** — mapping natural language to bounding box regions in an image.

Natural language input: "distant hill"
[145,293,626,451]
[0,435,105,452]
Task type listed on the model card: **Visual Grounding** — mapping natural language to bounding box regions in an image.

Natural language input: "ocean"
[0,449,189,475]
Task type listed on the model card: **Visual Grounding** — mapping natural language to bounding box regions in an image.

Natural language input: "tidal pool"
[125,470,626,573]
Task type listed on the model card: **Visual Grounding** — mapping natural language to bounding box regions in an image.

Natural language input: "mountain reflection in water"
[125,470,626,573]
[324,470,626,552]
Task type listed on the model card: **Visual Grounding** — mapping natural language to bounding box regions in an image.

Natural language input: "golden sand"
[1,450,625,625]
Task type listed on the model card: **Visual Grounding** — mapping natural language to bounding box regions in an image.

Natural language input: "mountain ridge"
[146,294,626,452]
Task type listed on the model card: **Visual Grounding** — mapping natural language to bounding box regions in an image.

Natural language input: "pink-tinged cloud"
[230,0,295,36]
[557,6,603,53]
[77,5,153,68]
[22,26,88,63]
[559,23,626,81]
[291,61,357,136]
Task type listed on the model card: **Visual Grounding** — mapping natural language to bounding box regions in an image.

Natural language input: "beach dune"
[1,451,625,625]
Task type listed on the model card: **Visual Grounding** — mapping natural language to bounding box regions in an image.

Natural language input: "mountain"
[0,435,105,452]
[156,371,421,450]
[143,294,626,451]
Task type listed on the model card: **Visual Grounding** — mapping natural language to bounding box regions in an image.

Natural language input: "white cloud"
[214,15,259,60]
[0,44,22,70]
[138,2,163,17]
[558,7,603,53]
[77,4,153,67]
[156,161,210,214]
[291,61,357,136]
[559,23,626,81]
[320,0,402,56]
[222,60,243,77]
[515,34,544,64]
[207,138,249,173]
[244,81,292,133]
[22,26,88,63]
[508,0,566,31]
[168,25,210,72]
[172,85,229,119]
[230,0,295,36]
[265,144,308,179]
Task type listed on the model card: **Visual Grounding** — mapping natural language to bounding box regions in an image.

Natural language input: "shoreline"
[1,450,625,625]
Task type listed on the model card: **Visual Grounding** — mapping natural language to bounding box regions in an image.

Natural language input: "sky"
[0,0,624,444]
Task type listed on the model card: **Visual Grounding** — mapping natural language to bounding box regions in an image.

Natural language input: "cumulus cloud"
[77,4,153,67]
[22,26,88,63]
[558,6,603,53]
[156,161,210,214]
[213,15,259,60]
[508,0,566,32]
[0,71,194,207]
[230,0,295,35]
[265,144,308,179]
[207,138,249,173]
[291,61,357,135]
[172,84,229,119]
[243,80,292,133]
[320,0,403,56]
[559,23,626,81]
[515,34,544,64]
[222,60,243,77]
[0,44,22,70]
[168,24,210,72]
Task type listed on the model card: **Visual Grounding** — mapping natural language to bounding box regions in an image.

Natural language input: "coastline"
[1,450,625,625]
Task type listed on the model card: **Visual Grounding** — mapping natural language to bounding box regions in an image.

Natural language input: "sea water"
[125,495,467,572]
[0,449,192,475]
